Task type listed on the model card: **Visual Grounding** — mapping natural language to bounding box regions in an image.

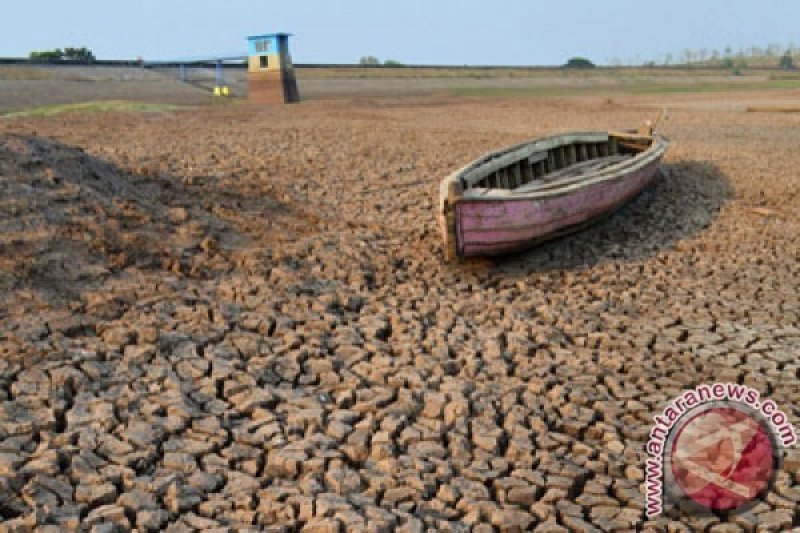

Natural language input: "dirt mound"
[0,133,296,309]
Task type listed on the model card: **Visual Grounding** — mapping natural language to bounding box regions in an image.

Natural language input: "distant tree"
[643,60,657,68]
[721,57,735,68]
[29,49,63,61]
[29,46,95,62]
[780,49,794,70]
[663,53,673,66]
[383,59,403,66]
[63,47,95,62]
[359,55,380,65]
[562,57,595,69]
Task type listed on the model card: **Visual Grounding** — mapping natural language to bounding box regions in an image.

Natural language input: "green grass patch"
[3,100,182,118]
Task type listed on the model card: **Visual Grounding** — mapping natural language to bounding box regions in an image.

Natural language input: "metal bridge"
[143,54,248,87]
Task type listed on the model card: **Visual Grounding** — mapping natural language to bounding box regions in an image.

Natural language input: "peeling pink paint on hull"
[456,160,658,257]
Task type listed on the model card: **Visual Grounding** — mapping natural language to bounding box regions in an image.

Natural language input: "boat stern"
[439,177,463,262]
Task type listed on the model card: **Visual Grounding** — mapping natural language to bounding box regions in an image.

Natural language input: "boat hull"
[452,158,660,257]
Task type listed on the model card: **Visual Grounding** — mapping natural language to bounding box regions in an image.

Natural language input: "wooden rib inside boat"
[439,130,669,261]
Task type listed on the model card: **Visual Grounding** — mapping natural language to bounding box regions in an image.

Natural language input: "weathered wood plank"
[528,152,548,164]
[608,130,654,142]
[578,144,588,162]
[480,143,665,196]
[464,151,655,198]
[521,159,533,183]
[442,179,463,261]
[512,154,629,193]
[498,168,509,189]
[617,140,651,151]
[513,162,522,186]
[462,143,567,185]
[458,132,610,185]
[609,137,619,155]
[547,150,556,173]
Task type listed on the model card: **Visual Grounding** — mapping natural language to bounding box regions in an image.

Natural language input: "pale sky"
[1,0,797,65]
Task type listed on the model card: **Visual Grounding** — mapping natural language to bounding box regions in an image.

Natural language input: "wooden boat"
[439,127,669,260]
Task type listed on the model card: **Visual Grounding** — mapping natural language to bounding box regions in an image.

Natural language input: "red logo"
[670,406,775,511]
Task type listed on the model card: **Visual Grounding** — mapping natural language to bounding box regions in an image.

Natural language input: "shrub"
[383,59,402,66]
[562,57,595,69]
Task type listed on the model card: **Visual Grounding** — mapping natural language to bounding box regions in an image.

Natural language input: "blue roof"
[247,33,293,41]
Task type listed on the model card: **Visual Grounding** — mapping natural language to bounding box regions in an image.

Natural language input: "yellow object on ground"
[213,87,222,96]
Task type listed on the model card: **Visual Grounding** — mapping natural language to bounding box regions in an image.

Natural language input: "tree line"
[29,47,96,62]
[616,43,797,69]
